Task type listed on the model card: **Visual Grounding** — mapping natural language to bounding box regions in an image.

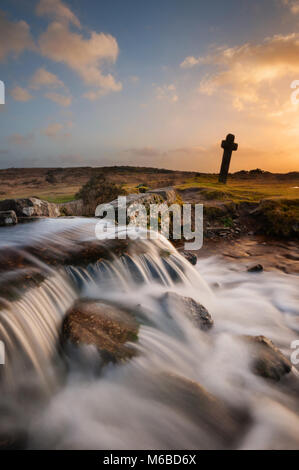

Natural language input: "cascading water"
[0,218,298,449]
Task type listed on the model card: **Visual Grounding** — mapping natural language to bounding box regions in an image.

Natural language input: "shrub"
[76,173,126,215]
[257,199,299,238]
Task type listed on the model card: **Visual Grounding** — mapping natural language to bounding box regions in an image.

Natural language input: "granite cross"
[218,133,238,184]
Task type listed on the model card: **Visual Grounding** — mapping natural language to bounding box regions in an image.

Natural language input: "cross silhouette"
[218,134,238,184]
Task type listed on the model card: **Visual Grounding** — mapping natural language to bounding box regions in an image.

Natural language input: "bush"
[257,199,299,238]
[76,173,126,215]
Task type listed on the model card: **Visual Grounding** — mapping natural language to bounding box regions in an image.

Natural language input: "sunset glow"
[1,0,299,172]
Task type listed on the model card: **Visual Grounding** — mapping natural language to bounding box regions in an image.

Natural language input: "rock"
[147,187,178,204]
[247,264,263,273]
[181,250,197,265]
[0,198,60,218]
[242,335,292,381]
[58,199,84,216]
[62,300,139,364]
[159,292,213,331]
[95,187,178,222]
[0,210,17,226]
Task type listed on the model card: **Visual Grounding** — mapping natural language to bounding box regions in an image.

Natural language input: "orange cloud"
[282,0,299,14]
[155,84,178,103]
[10,86,32,102]
[30,67,64,89]
[45,91,72,106]
[36,0,81,28]
[39,21,122,97]
[182,33,299,112]
[0,10,34,61]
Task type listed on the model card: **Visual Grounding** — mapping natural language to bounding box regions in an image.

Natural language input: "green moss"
[221,216,234,228]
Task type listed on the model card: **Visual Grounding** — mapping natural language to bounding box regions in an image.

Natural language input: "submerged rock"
[247,264,264,273]
[136,372,250,449]
[242,335,292,381]
[0,210,17,226]
[62,300,139,364]
[181,250,197,265]
[159,291,213,331]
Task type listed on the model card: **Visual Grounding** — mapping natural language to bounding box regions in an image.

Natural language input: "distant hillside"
[0,166,198,203]
[0,166,298,203]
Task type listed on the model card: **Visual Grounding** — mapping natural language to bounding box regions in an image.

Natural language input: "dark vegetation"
[76,173,126,213]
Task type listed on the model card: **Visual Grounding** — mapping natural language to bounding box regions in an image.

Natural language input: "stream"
[0,218,298,449]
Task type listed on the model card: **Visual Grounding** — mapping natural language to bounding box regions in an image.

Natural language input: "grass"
[42,195,77,204]
[176,175,299,202]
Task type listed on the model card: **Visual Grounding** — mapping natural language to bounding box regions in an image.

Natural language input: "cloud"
[38,21,122,98]
[180,56,203,68]
[183,33,299,111]
[155,84,178,103]
[36,0,81,28]
[41,121,72,139]
[42,122,63,137]
[45,91,72,106]
[282,0,299,14]
[8,133,34,146]
[30,67,64,89]
[10,86,32,102]
[0,10,34,61]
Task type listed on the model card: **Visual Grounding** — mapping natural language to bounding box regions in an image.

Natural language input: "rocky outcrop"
[159,291,213,331]
[0,198,60,218]
[0,210,17,226]
[62,300,139,364]
[147,187,178,204]
[58,199,84,216]
[242,335,292,381]
[95,187,179,219]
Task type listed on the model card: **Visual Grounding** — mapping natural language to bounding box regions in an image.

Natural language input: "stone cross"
[218,133,238,184]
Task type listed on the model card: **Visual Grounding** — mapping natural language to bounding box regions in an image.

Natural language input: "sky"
[1,0,299,172]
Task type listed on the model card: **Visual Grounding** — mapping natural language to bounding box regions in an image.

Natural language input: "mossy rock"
[62,300,139,364]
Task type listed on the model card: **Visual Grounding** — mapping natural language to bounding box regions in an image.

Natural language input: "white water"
[0,218,298,449]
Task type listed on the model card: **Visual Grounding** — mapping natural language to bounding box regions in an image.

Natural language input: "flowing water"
[0,218,299,449]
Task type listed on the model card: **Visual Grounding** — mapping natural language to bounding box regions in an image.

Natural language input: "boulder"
[0,210,17,226]
[95,187,179,222]
[242,335,292,381]
[0,198,60,218]
[62,300,139,364]
[58,199,85,216]
[147,187,178,204]
[159,291,213,331]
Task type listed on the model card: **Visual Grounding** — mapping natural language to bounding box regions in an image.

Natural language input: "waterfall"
[0,218,298,449]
